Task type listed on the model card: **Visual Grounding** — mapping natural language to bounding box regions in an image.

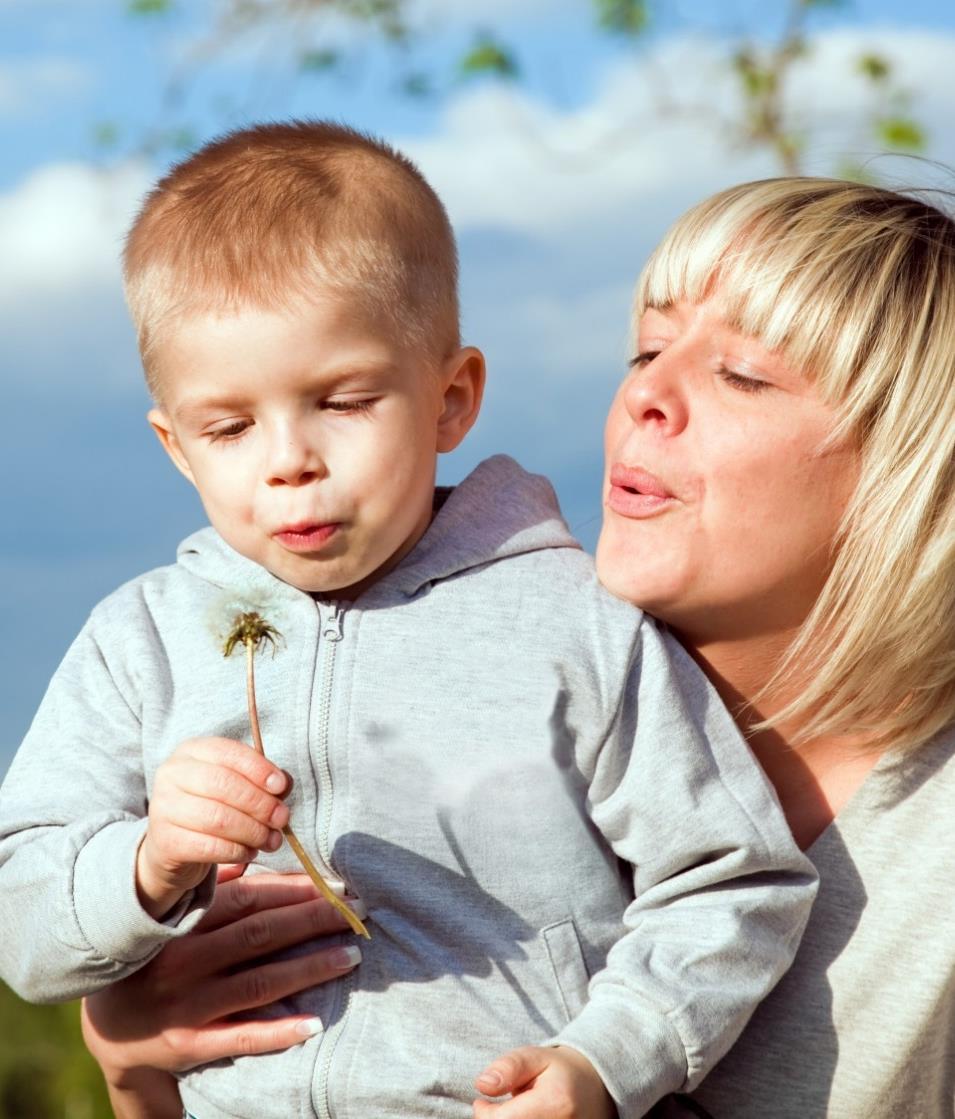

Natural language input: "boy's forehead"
[154,299,403,369]
[150,301,442,414]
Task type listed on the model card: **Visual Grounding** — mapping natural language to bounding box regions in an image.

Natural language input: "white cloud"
[0,160,149,300]
[400,27,955,239]
[0,160,150,394]
[0,56,92,116]
[6,24,955,398]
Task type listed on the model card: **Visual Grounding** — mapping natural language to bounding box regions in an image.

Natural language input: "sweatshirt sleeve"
[551,619,818,1118]
[0,611,214,1004]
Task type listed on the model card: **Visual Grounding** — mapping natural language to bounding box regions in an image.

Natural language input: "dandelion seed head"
[223,611,282,658]
[205,592,287,657]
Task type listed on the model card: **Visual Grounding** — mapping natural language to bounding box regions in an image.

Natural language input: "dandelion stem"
[246,642,265,754]
[227,614,370,940]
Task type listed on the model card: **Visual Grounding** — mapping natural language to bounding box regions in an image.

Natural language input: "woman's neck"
[678,629,884,850]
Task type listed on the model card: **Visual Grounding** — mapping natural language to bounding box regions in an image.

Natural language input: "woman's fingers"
[169,1015,326,1068]
[189,894,361,983]
[198,872,330,932]
[213,943,363,1019]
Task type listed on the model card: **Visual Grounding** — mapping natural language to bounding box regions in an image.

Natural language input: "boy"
[0,122,815,1119]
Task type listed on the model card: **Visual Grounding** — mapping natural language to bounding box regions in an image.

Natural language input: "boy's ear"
[147,408,196,485]
[436,346,486,453]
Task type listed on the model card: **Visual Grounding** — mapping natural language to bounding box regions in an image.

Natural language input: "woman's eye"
[718,368,769,394]
[628,351,661,369]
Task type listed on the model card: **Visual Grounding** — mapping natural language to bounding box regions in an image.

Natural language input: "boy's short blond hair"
[636,177,955,755]
[124,120,460,398]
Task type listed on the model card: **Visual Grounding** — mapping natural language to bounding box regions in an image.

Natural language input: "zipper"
[313,599,348,1119]
[315,601,344,875]
[316,968,356,1119]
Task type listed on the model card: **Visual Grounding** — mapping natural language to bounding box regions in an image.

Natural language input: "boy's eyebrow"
[174,395,248,422]
[172,363,402,422]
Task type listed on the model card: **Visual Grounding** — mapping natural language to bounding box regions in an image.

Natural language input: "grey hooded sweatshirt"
[0,455,816,1119]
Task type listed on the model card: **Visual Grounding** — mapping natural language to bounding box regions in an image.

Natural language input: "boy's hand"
[137,737,291,920]
[474,1045,616,1118]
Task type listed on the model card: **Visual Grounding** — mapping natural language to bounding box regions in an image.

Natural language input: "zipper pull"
[322,603,345,642]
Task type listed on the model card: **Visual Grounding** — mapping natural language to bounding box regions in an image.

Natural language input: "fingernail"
[477,1070,503,1091]
[345,896,368,920]
[266,830,283,851]
[265,772,286,794]
[330,945,362,969]
[295,1017,324,1038]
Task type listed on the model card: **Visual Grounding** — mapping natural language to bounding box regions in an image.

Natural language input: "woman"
[84,176,955,1117]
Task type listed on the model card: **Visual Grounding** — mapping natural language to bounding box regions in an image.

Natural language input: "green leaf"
[731,50,776,99]
[594,0,649,37]
[299,48,340,73]
[127,0,173,14]
[339,0,409,41]
[857,52,891,83]
[458,35,518,80]
[875,116,926,151]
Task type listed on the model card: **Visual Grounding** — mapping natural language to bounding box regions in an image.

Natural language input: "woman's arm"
[79,1061,182,1119]
[81,867,364,1118]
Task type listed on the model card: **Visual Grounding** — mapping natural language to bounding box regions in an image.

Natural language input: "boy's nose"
[265,435,327,487]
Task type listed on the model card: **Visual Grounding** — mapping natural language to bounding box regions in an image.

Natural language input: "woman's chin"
[595,539,686,619]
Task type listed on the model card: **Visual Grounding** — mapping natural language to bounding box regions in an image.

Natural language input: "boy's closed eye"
[321,397,378,414]
[208,420,252,443]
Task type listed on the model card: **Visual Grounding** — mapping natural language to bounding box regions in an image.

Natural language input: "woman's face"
[596,297,859,643]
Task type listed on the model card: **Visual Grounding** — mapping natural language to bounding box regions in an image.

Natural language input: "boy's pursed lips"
[272,522,341,551]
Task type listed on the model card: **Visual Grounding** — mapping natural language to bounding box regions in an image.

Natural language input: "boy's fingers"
[157,826,259,869]
[175,758,289,829]
[164,794,283,854]
[476,1047,549,1098]
[182,737,288,794]
[473,1094,554,1119]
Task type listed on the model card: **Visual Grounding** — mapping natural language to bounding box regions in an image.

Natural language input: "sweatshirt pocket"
[541,918,591,1025]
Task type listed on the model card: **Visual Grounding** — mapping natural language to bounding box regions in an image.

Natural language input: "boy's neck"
[311,486,450,604]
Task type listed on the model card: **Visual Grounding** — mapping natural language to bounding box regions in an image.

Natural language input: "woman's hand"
[81,866,364,1113]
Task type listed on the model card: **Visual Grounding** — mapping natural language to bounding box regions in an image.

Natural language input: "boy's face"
[148,299,483,597]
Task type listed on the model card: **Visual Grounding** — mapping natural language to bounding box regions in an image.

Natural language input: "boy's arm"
[499,620,816,1119]
[0,615,214,1002]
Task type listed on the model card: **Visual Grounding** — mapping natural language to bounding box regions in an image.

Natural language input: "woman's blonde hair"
[636,177,955,754]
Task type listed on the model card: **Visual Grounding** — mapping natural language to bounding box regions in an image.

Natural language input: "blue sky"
[3,0,955,775]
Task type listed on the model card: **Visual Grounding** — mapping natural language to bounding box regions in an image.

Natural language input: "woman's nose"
[622,351,689,436]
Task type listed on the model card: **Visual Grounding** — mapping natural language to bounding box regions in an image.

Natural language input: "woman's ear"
[147,408,197,485]
[436,347,486,453]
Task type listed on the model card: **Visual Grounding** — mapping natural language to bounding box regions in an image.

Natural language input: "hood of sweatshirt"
[175,454,582,602]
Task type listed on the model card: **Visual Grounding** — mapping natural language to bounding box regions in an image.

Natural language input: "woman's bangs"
[635,187,879,399]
